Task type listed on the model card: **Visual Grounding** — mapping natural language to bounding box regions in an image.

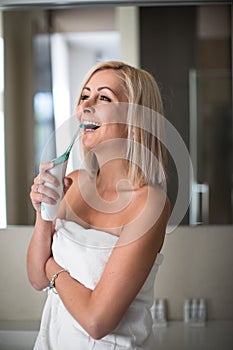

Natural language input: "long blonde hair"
[77,61,167,187]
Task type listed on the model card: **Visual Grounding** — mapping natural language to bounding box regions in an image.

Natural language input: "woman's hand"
[30,162,60,213]
[27,162,74,291]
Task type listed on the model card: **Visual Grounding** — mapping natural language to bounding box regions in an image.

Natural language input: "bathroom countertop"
[0,320,232,350]
[153,321,233,350]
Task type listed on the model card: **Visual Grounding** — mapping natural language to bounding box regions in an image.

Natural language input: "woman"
[28,61,170,349]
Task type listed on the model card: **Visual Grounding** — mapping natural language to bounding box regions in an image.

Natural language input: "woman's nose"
[81,99,95,114]
[83,106,94,114]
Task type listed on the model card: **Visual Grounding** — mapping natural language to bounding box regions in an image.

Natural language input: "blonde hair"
[77,61,167,187]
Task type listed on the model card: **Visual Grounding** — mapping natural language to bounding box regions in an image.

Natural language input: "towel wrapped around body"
[34,219,163,350]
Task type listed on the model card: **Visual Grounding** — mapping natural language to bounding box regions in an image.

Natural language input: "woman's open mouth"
[83,120,101,132]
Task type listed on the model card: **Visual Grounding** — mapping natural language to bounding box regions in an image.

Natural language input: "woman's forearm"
[27,212,54,290]
[45,257,110,340]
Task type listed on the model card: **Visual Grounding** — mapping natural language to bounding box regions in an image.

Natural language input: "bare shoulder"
[119,184,170,250]
[65,169,91,193]
[130,184,170,227]
[145,185,170,220]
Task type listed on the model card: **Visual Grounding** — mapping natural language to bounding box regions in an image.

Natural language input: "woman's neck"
[96,159,129,192]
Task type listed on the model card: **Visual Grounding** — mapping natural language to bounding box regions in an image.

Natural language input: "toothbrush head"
[79,123,84,128]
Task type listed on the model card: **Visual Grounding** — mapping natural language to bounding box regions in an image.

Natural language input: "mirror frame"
[0,0,231,10]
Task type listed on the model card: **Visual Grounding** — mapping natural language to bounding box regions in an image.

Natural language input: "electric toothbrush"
[41,124,84,221]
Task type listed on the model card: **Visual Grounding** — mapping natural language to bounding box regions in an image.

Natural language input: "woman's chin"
[82,135,98,150]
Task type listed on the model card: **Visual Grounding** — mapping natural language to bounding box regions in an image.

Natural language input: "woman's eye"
[100,95,111,102]
[80,95,89,101]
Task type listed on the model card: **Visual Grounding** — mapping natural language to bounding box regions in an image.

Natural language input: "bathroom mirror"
[0,0,232,226]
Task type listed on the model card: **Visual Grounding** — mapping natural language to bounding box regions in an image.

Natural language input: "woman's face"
[77,69,128,150]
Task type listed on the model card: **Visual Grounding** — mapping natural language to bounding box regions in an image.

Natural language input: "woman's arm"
[27,214,54,290]
[45,187,170,340]
[27,162,71,291]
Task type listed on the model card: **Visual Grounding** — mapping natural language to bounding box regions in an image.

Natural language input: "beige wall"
[156,225,233,320]
[0,226,46,321]
[0,225,232,322]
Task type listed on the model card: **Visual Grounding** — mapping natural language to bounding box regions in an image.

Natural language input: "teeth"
[82,120,101,131]
[83,120,101,127]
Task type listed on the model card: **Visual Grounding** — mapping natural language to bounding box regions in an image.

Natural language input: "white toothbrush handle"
[41,161,67,221]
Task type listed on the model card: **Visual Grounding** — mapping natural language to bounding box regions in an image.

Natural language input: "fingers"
[39,161,54,173]
[30,184,42,212]
[35,172,60,188]
[37,162,60,188]
[33,183,60,202]
[30,162,60,212]
[30,183,58,211]
[34,184,40,193]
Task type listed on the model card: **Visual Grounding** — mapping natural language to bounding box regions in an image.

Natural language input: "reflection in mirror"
[2,6,138,225]
[189,69,232,225]
[140,4,232,225]
[1,4,232,226]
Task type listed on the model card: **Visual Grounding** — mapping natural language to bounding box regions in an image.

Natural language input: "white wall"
[0,225,232,322]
